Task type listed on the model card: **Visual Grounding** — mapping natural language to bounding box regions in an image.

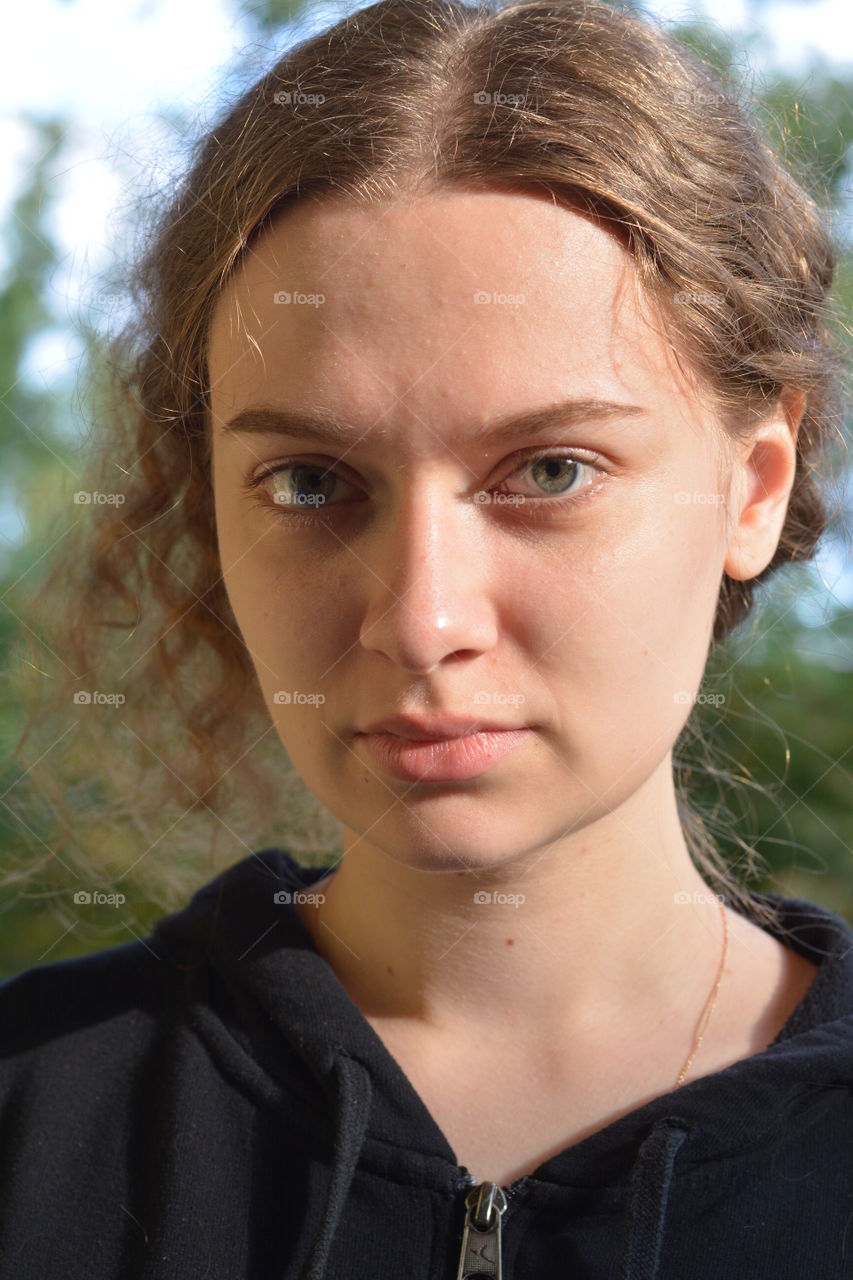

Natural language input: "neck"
[295,766,727,1055]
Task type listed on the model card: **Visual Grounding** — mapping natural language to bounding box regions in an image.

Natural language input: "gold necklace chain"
[673,895,728,1090]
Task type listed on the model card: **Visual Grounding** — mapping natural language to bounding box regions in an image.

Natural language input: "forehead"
[207,187,701,439]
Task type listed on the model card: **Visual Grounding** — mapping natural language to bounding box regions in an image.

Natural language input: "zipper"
[454,1171,531,1279]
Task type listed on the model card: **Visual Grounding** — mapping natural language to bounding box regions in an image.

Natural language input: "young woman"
[1,0,850,1277]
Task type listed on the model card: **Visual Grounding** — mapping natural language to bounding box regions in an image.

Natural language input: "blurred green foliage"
[0,0,851,976]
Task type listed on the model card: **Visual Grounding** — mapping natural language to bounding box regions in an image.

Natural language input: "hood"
[151,847,853,1280]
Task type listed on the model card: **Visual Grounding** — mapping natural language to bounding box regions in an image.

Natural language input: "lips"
[357,714,525,741]
[355,724,534,782]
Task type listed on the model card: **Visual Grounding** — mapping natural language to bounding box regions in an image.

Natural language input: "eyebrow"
[218,397,650,448]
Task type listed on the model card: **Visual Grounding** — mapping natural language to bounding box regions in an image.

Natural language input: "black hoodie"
[2,845,853,1279]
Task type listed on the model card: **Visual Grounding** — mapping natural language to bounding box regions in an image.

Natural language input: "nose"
[358,479,499,673]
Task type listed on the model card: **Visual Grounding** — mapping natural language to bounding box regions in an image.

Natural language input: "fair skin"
[207,186,817,1185]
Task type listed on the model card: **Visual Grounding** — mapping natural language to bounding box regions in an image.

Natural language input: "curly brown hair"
[3,0,850,948]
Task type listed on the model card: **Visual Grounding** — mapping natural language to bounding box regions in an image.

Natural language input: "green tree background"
[0,0,851,976]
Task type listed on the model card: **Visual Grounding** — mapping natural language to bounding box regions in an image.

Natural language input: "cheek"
[527,499,725,742]
[222,537,353,701]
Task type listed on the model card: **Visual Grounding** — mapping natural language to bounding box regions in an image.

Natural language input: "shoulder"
[0,933,191,1085]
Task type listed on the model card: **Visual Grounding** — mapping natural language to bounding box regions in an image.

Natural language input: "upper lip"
[358,714,526,741]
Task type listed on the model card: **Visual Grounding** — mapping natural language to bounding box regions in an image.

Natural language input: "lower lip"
[355,728,533,782]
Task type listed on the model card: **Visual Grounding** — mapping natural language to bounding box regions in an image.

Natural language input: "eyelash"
[241,449,608,528]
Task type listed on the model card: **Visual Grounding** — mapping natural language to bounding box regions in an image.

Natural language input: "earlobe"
[723,387,807,583]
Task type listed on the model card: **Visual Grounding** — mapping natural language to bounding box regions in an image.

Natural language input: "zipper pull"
[456,1182,507,1279]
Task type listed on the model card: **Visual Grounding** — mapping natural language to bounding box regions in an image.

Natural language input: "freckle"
[386,965,394,976]
[506,938,514,946]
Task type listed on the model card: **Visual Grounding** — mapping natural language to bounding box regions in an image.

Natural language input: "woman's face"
[207,187,736,873]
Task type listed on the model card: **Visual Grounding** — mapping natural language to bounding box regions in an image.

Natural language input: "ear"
[723,387,808,582]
